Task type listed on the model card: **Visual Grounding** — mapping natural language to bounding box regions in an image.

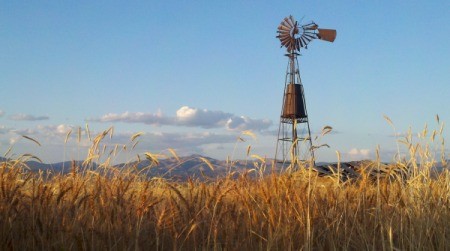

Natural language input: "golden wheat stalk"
[131,132,144,142]
[65,129,72,144]
[21,135,41,146]
[168,148,180,163]
[199,157,214,171]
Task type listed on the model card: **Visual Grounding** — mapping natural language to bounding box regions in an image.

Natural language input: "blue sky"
[1,1,449,163]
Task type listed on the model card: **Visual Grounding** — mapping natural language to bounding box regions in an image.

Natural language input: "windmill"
[274,15,336,169]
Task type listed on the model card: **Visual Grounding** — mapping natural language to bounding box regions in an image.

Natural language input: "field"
[0,122,449,250]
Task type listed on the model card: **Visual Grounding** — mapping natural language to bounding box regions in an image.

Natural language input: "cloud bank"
[4,123,242,151]
[0,123,243,162]
[89,106,272,131]
[9,114,50,121]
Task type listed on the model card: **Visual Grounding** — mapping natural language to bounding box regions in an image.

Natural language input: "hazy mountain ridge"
[1,156,447,181]
[0,155,272,180]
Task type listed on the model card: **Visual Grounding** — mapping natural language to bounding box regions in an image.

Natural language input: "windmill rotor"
[276,15,336,51]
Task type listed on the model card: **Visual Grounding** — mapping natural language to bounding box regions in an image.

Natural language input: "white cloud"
[175,106,232,128]
[8,124,93,147]
[12,124,72,137]
[0,110,4,117]
[226,116,272,131]
[89,106,272,131]
[103,131,238,151]
[38,124,75,136]
[95,111,173,125]
[9,114,49,121]
[346,148,371,160]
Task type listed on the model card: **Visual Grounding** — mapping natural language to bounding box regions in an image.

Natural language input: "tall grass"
[0,122,448,250]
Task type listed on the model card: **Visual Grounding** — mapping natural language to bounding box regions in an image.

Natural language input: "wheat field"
[0,121,449,250]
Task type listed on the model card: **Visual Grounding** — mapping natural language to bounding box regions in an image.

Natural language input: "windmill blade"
[302,35,312,43]
[302,22,318,30]
[296,39,301,50]
[279,35,292,45]
[277,33,291,40]
[300,36,308,47]
[287,39,295,49]
[277,33,290,39]
[280,38,290,47]
[281,21,293,31]
[297,38,304,48]
[284,17,294,27]
[303,33,317,40]
[288,15,296,27]
[291,21,299,36]
[278,24,291,32]
[303,24,318,30]
[303,30,316,35]
[283,38,293,48]
[317,29,337,42]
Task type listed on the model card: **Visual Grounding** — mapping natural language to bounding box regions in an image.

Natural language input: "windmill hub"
[274,15,336,168]
[289,26,299,38]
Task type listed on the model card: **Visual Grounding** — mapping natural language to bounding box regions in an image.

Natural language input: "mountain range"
[1,155,447,181]
[0,155,281,180]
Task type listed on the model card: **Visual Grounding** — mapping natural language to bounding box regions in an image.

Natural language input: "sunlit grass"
[0,119,448,250]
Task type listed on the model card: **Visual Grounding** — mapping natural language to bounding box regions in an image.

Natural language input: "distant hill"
[1,155,448,181]
[0,157,85,173]
[115,154,275,180]
[0,155,273,180]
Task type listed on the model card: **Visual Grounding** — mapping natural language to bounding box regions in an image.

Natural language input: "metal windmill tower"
[274,15,336,168]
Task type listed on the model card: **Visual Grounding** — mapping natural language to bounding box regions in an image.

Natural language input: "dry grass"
[0,122,449,250]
